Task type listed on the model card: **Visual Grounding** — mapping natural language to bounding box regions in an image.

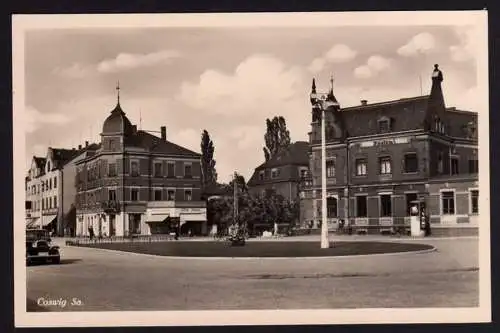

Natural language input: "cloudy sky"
[24,23,480,182]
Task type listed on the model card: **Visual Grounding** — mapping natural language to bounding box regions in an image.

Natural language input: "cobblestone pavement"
[27,237,479,311]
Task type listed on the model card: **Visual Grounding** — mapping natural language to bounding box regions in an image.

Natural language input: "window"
[131,188,139,201]
[379,157,392,175]
[154,162,163,177]
[271,168,280,179]
[300,169,307,179]
[184,164,192,178]
[128,214,141,235]
[167,189,175,201]
[49,197,52,209]
[53,177,57,188]
[441,191,455,215]
[108,189,116,201]
[109,139,116,150]
[468,159,478,173]
[130,161,139,177]
[108,163,117,177]
[54,196,57,208]
[167,162,175,177]
[356,195,367,217]
[326,160,335,178]
[378,119,390,133]
[380,194,392,217]
[405,193,418,215]
[327,197,337,217]
[437,152,444,174]
[49,178,52,190]
[451,157,459,175]
[404,153,418,173]
[154,189,162,201]
[470,190,479,214]
[259,171,264,180]
[356,159,367,176]
[184,189,192,201]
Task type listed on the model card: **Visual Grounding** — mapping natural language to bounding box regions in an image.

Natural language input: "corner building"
[75,97,206,237]
[302,65,479,236]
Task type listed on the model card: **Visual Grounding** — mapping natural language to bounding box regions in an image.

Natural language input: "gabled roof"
[126,130,201,158]
[255,141,309,170]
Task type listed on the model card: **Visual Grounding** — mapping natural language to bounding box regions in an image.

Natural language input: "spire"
[327,74,339,106]
[116,81,121,105]
[329,74,334,93]
[311,78,316,94]
[424,64,446,131]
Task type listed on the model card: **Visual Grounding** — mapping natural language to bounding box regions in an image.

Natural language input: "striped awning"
[147,214,170,223]
[41,215,57,227]
[26,217,39,228]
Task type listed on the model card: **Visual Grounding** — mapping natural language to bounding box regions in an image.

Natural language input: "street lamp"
[310,90,337,249]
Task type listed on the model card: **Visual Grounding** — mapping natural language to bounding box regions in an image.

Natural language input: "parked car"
[26,229,60,265]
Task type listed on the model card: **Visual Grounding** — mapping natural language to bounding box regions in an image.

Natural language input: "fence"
[66,234,176,246]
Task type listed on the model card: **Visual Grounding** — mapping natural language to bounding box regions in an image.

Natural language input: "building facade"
[74,95,207,237]
[301,65,479,235]
[25,148,81,234]
[247,141,310,201]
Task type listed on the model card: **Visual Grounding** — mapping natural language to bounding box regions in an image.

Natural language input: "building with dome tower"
[300,65,479,236]
[73,85,206,237]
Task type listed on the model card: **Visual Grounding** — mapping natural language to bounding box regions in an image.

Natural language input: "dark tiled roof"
[127,130,201,158]
[102,103,134,135]
[248,141,309,186]
[340,96,430,137]
[255,141,309,170]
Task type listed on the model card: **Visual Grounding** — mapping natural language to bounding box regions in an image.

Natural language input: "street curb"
[65,244,437,260]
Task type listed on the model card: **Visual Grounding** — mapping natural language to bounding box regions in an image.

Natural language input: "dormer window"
[377,117,391,134]
[259,170,264,181]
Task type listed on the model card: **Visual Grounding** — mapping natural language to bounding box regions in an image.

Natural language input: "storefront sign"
[359,137,410,148]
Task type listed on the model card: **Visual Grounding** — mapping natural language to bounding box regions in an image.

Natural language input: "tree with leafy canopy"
[200,130,218,190]
[263,116,291,161]
[226,172,248,193]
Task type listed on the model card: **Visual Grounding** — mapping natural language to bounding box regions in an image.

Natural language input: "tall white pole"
[320,108,329,248]
[39,180,43,230]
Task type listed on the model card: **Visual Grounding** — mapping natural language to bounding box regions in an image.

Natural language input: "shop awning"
[147,214,170,223]
[179,214,206,223]
[26,217,39,228]
[41,215,57,227]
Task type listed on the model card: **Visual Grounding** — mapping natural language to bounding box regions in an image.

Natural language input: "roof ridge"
[341,95,429,111]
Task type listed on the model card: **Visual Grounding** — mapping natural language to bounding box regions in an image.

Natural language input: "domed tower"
[101,82,134,152]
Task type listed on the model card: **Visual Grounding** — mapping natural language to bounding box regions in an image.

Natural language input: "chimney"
[78,144,82,150]
[132,125,137,133]
[161,126,167,141]
[85,141,89,148]
[361,100,368,106]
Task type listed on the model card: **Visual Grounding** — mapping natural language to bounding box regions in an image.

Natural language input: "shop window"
[327,197,337,217]
[356,195,367,217]
[441,191,455,215]
[380,194,392,217]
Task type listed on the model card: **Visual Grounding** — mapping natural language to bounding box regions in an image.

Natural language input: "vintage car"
[26,229,60,265]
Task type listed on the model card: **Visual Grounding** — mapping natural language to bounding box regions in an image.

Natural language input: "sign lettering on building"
[359,137,410,148]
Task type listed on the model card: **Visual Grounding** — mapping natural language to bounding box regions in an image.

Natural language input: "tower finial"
[330,74,334,92]
[311,78,316,93]
[116,81,121,105]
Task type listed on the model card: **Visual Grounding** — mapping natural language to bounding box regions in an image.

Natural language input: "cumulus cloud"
[353,55,392,79]
[308,44,357,73]
[52,63,93,79]
[24,105,72,133]
[168,128,201,153]
[449,28,476,62]
[397,32,436,57]
[97,50,181,73]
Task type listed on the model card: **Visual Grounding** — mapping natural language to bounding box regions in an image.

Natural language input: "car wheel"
[52,257,60,264]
